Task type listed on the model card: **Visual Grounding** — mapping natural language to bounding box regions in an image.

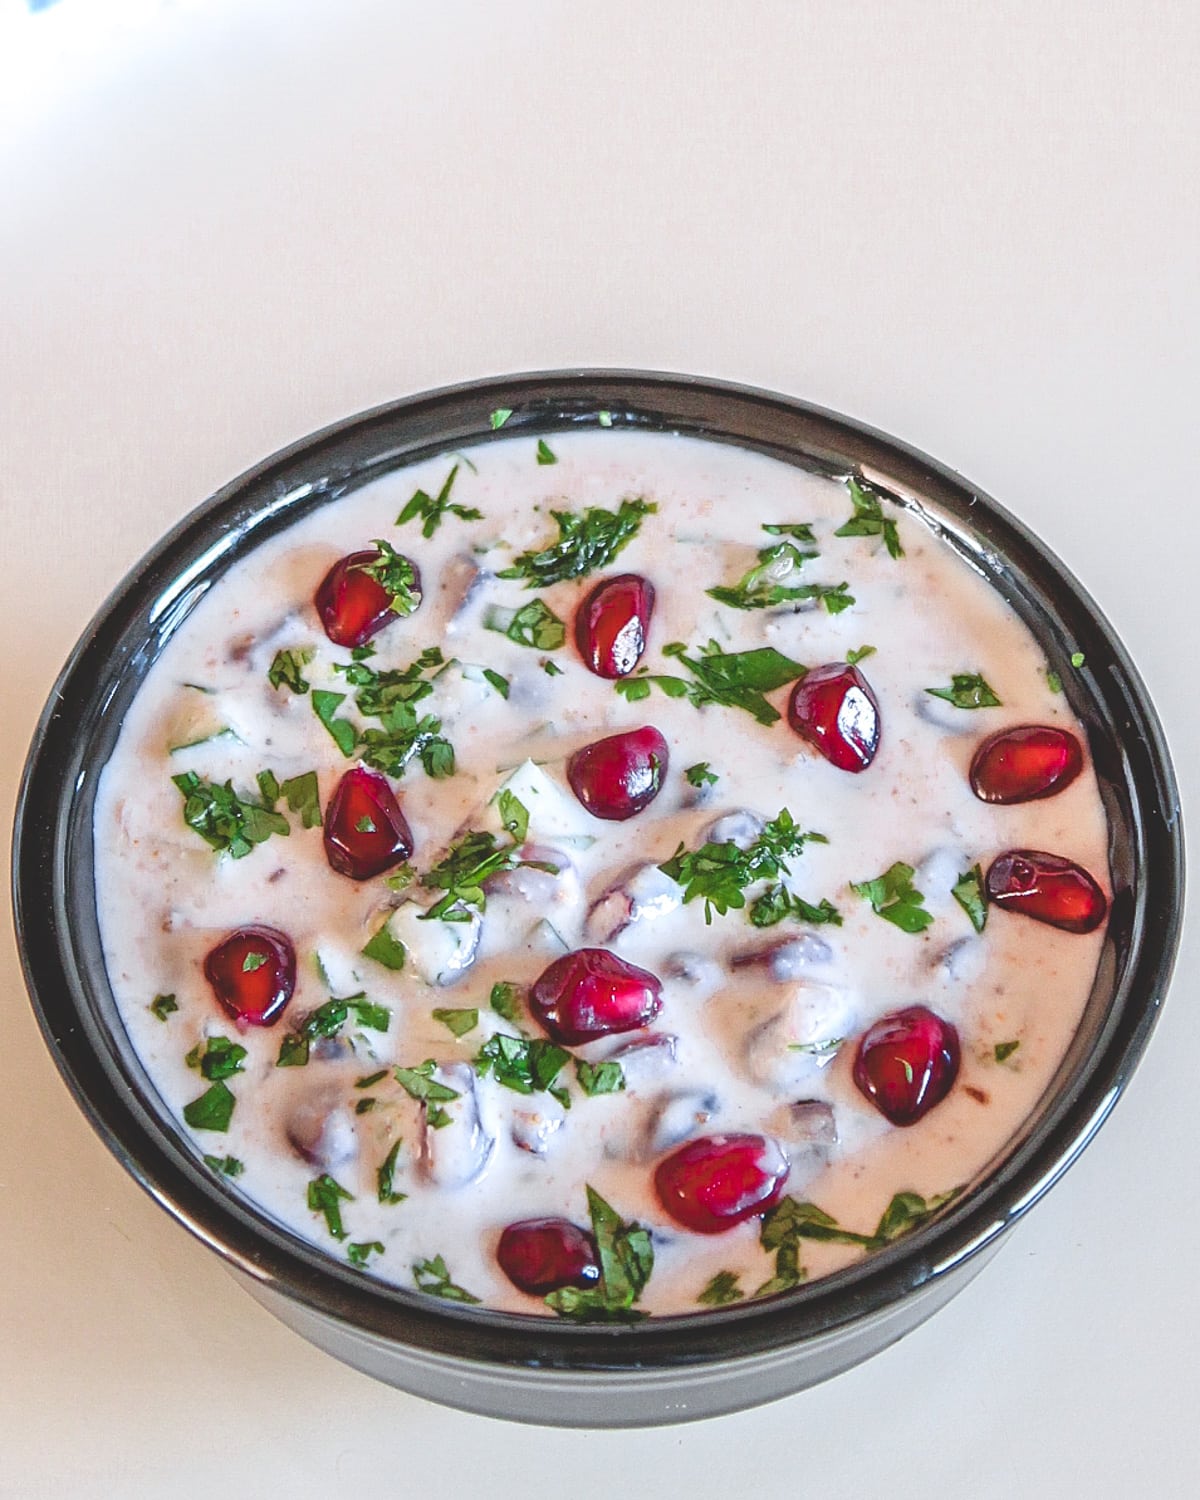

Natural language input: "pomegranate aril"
[654,1133,789,1235]
[575,573,655,678]
[323,766,413,880]
[497,1218,600,1295]
[314,548,421,648]
[566,725,668,821]
[970,725,1083,803]
[985,849,1107,933]
[853,1005,960,1126]
[203,925,296,1027]
[787,663,881,773]
[529,947,663,1046]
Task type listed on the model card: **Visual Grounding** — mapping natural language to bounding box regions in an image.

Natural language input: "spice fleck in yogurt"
[94,427,1108,1318]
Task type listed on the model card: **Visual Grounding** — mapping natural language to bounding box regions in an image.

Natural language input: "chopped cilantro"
[307,1173,354,1240]
[394,1060,461,1105]
[149,993,178,1022]
[597,410,613,427]
[356,1069,388,1089]
[834,477,903,559]
[311,689,358,757]
[994,1040,1021,1064]
[697,1270,745,1306]
[475,1034,571,1106]
[852,862,934,934]
[413,1254,480,1304]
[185,1034,247,1081]
[684,762,718,788]
[708,541,853,615]
[846,644,876,666]
[616,639,805,726]
[377,1139,407,1204]
[925,673,1002,710]
[280,770,322,828]
[356,539,422,616]
[482,667,510,699]
[347,1240,385,1267]
[498,498,655,587]
[333,648,454,779]
[542,658,564,676]
[1071,651,1086,668]
[267,647,313,694]
[489,407,514,429]
[203,1154,244,1177]
[545,1186,653,1322]
[395,464,482,539]
[574,1059,625,1097]
[431,1007,479,1038]
[535,439,557,465]
[172,771,290,858]
[361,922,406,970]
[762,522,817,541]
[952,864,988,933]
[489,980,525,1027]
[276,994,391,1067]
[484,597,567,651]
[748,884,842,928]
[182,1080,235,1132]
[242,952,268,973]
[1046,668,1063,694]
[659,808,827,924]
[417,799,552,922]
[355,1097,377,1115]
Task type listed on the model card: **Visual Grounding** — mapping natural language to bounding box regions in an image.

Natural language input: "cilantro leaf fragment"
[356,1069,388,1089]
[186,1034,247,1081]
[268,647,313,694]
[484,597,567,650]
[835,478,903,559]
[994,1040,1021,1064]
[413,1254,480,1303]
[417,799,552,922]
[432,1007,479,1039]
[684,762,718,788]
[542,658,564,676]
[361,923,406,970]
[377,1140,407,1205]
[347,1240,385,1268]
[475,1034,571,1105]
[242,952,268,972]
[149,993,178,1022]
[1070,651,1086,668]
[280,770,322,828]
[489,981,526,1028]
[356,539,423,616]
[616,639,806,726]
[394,1060,461,1105]
[1046,668,1063,694]
[545,1185,653,1322]
[183,1080,235,1132]
[748,884,842,929]
[575,1059,625,1096]
[659,808,827,924]
[311,690,358,757]
[697,1270,745,1306]
[535,439,557,465]
[762,522,817,541]
[852,862,934,934]
[846,644,876,666]
[482,667,510,699]
[489,407,513,429]
[276,994,390,1067]
[707,542,853,615]
[333,648,454,779]
[498,498,655,587]
[203,1154,243,1177]
[952,864,988,932]
[307,1173,354,1240]
[395,464,482,539]
[173,771,290,858]
[925,673,1001,710]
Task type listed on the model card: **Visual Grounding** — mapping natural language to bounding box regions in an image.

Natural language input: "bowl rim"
[11,368,1185,1371]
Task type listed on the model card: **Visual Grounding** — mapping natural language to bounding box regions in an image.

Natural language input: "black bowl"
[11,371,1183,1425]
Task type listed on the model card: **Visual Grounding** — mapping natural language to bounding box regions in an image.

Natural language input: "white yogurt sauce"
[94,429,1109,1315]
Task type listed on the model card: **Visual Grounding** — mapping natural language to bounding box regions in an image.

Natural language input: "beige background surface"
[2,2,1196,1495]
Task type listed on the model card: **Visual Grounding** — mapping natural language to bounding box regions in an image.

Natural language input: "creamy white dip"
[94,429,1108,1315]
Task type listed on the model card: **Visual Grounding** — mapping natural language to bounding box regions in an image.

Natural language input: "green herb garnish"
[431,1007,479,1039]
[278,770,321,828]
[307,1173,354,1240]
[1046,668,1063,694]
[542,658,564,676]
[242,952,268,972]
[183,1080,235,1132]
[834,477,903,558]
[149,993,178,1022]
[616,639,805,726]
[708,542,853,615]
[484,597,567,650]
[333,647,454,779]
[748,884,842,928]
[394,1060,462,1105]
[172,771,290,858]
[659,808,827,924]
[417,797,552,922]
[357,538,422,616]
[311,689,358,757]
[952,864,988,933]
[395,464,482,538]
[762,522,817,541]
[846,644,876,666]
[574,1059,625,1097]
[489,981,525,1027]
[535,439,557,465]
[925,673,1001,710]
[498,498,654,587]
[377,1139,407,1204]
[489,407,513,429]
[475,1034,571,1107]
[267,647,313,694]
[684,762,718,788]
[276,993,390,1067]
[544,1186,653,1322]
[597,410,613,427]
[186,1034,247,1081]
[851,862,934,934]
[347,1240,385,1267]
[202,1154,243,1176]
[994,1040,1021,1064]
[482,668,510,699]
[361,923,407,971]
[1070,651,1086,668]
[697,1271,745,1306]
[413,1254,480,1303]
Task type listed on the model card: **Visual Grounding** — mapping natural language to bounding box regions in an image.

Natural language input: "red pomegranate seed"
[654,1133,789,1234]
[203,925,296,1027]
[314,548,421,647]
[323,766,414,880]
[787,663,881,772]
[985,849,1107,933]
[529,947,663,1046]
[575,573,655,678]
[566,725,669,821]
[853,1006,960,1126]
[497,1218,601,1295]
[970,725,1084,803]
